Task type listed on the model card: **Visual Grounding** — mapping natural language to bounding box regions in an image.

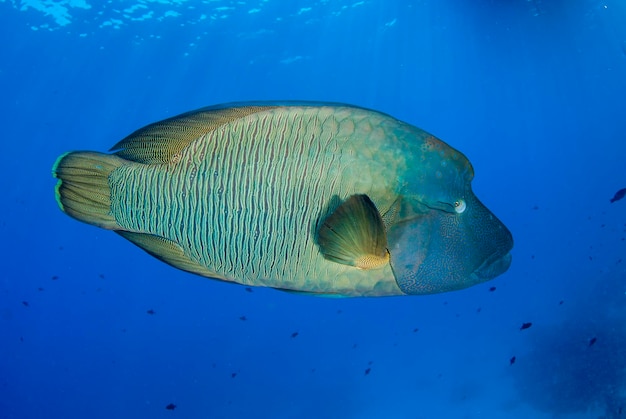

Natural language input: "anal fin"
[116,231,227,280]
[316,194,389,270]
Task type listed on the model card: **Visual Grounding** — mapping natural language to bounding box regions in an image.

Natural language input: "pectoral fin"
[316,194,389,269]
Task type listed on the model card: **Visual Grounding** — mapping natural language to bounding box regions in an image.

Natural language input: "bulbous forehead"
[418,134,474,182]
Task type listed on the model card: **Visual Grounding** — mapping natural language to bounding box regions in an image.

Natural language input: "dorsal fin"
[317,194,389,270]
[110,105,277,164]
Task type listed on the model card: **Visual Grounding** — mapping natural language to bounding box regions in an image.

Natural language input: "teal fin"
[381,197,402,230]
[116,231,227,280]
[109,105,277,165]
[316,194,389,269]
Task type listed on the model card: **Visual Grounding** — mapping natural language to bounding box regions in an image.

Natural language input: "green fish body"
[53,102,513,297]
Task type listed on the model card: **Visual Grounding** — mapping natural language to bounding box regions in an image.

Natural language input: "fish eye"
[454,199,466,214]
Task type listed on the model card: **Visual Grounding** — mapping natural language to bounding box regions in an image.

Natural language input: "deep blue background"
[1,1,625,418]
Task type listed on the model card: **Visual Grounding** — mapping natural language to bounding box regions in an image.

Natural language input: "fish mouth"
[472,250,513,281]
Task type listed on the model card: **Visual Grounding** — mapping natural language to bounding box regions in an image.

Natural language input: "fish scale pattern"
[110,107,395,292]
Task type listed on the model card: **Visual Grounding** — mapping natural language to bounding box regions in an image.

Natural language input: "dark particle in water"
[364,368,371,375]
[291,331,299,338]
[589,337,597,346]
[146,309,155,315]
[22,301,29,307]
[510,356,516,365]
[231,372,237,378]
[489,286,496,292]
[520,322,533,330]
[165,403,176,410]
[239,316,247,321]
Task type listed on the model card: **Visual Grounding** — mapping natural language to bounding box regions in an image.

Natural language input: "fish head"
[388,135,513,294]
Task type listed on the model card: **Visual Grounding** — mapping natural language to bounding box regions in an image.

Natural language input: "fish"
[52,102,514,297]
[510,356,516,365]
[520,322,532,330]
[165,403,176,410]
[610,188,626,203]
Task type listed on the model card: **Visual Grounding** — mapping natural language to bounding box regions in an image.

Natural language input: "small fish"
[510,356,516,365]
[610,188,626,203]
[22,301,29,307]
[244,287,253,293]
[520,322,532,330]
[489,286,496,292]
[413,328,419,333]
[231,372,237,378]
[146,309,155,315]
[165,403,176,410]
[589,337,597,346]
[239,316,247,321]
[364,368,371,375]
[291,332,299,338]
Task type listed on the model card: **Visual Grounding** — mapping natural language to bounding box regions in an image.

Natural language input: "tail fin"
[52,151,125,229]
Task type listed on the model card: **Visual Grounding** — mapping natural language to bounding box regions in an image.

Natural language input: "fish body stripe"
[110,107,403,293]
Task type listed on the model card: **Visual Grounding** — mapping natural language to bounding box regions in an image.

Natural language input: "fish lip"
[473,250,513,280]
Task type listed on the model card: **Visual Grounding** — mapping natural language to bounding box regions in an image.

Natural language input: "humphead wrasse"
[52,102,513,297]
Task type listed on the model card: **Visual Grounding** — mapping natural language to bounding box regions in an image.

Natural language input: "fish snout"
[464,193,513,281]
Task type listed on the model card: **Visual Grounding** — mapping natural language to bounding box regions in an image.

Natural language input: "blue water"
[1,1,625,418]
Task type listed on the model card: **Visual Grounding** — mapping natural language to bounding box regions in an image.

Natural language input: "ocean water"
[1,0,625,418]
